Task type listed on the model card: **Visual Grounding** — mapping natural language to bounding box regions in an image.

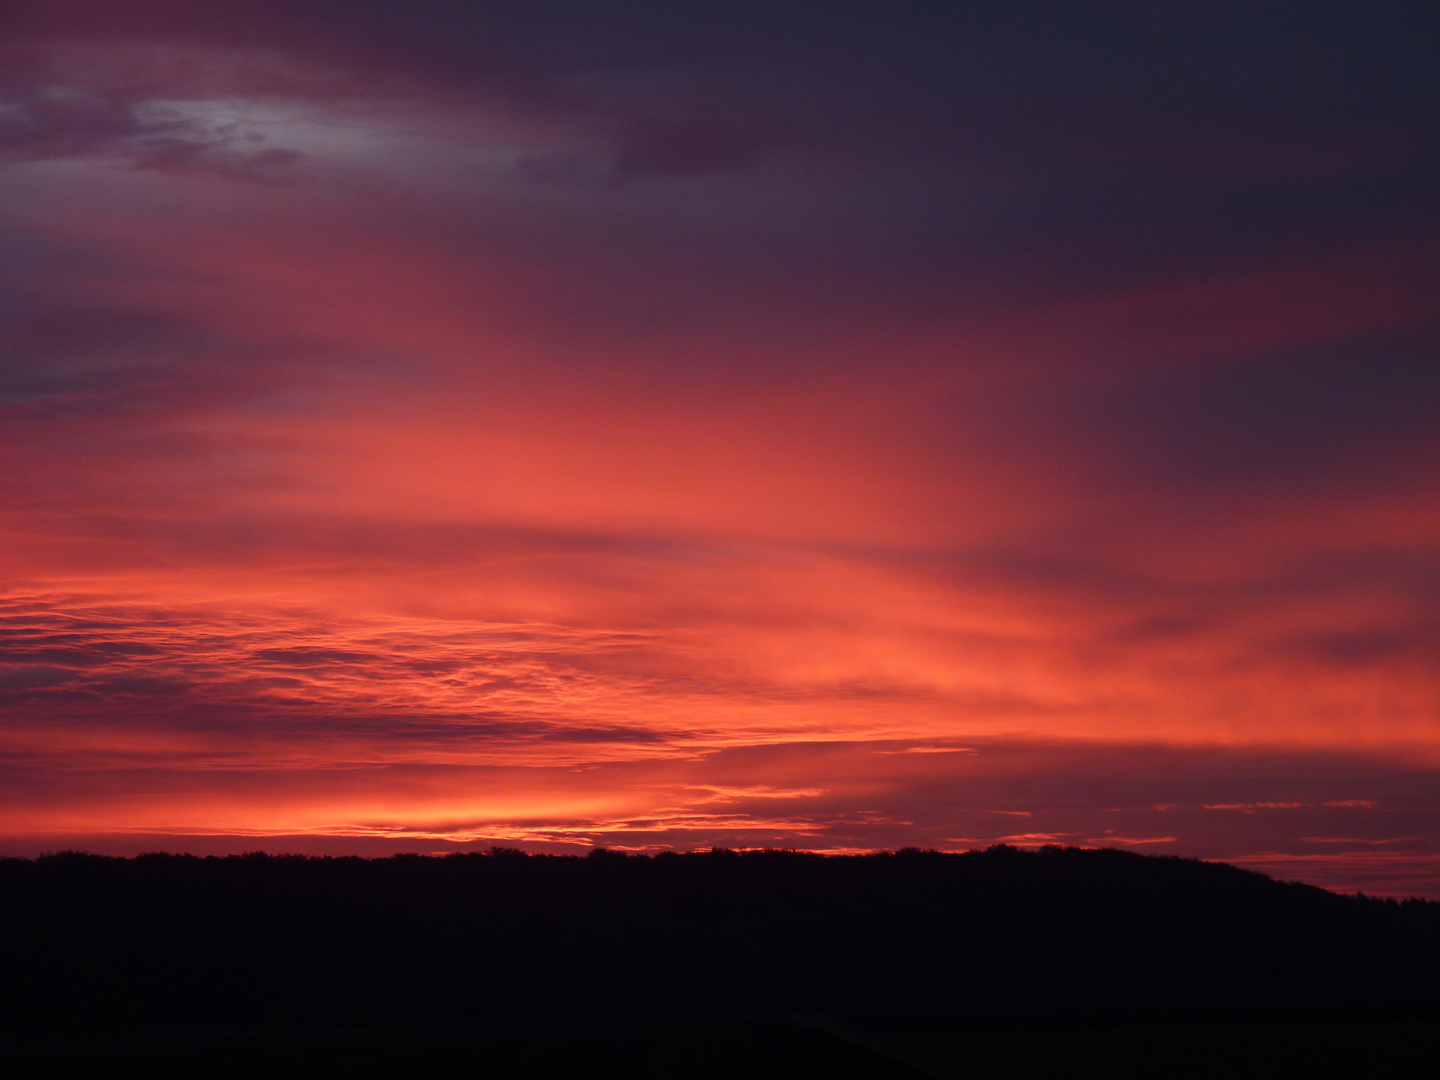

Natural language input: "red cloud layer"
[2,9,1437,894]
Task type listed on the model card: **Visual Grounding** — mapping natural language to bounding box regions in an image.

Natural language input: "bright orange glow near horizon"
[2,3,1439,896]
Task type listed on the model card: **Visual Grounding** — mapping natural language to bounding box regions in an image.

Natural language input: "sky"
[1,1,1438,895]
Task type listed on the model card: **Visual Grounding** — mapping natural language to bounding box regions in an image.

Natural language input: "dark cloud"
[0,80,307,179]
[7,3,1437,218]
[1275,627,1438,669]
[0,665,77,689]
[611,119,767,180]
[0,84,141,161]
[1084,330,1440,494]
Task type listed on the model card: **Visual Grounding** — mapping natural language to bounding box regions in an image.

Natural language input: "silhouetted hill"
[2,845,1437,1033]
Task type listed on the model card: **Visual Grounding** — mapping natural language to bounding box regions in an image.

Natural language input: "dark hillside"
[2,845,1437,1032]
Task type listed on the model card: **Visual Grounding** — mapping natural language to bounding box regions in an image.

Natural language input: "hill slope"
[3,845,1437,1029]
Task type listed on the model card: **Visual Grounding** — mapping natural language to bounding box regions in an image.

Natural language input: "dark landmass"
[3,845,1438,1077]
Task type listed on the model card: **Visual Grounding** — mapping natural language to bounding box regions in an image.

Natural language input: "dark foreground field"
[3,845,1438,1077]
[8,1010,1440,1079]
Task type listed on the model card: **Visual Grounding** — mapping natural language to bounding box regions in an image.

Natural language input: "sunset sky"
[2,2,1438,895]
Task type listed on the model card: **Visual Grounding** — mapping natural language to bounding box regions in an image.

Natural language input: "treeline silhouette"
[2,845,1437,1031]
